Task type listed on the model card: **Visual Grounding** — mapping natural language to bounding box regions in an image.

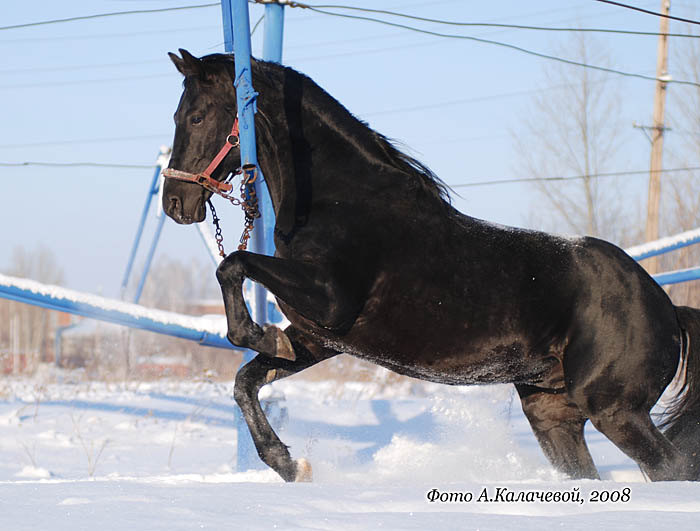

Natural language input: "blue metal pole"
[222,0,272,472]
[133,212,167,304]
[627,232,700,261]
[221,0,234,52]
[258,3,285,328]
[120,162,162,298]
[0,276,243,351]
[654,266,700,285]
[263,3,285,63]
[54,322,79,369]
[227,0,266,327]
[259,1,284,263]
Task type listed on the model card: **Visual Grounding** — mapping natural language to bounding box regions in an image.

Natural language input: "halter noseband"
[161,116,260,255]
[162,117,240,193]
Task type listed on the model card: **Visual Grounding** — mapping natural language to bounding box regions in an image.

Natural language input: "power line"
[0,134,171,150]
[0,3,219,32]
[294,6,700,87]
[0,161,153,169]
[4,162,699,184]
[0,58,164,76]
[451,166,700,188]
[359,80,612,117]
[594,0,700,26]
[285,2,700,38]
[0,25,218,46]
[0,72,175,90]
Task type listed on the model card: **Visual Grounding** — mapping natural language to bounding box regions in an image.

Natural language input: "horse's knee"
[216,251,247,284]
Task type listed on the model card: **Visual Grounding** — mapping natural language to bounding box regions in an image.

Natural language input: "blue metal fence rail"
[0,273,240,350]
[625,227,700,285]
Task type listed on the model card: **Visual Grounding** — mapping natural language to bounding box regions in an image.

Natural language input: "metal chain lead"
[237,164,261,251]
[207,199,226,257]
[204,165,261,255]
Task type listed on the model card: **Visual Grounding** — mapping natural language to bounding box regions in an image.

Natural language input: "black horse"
[163,49,700,482]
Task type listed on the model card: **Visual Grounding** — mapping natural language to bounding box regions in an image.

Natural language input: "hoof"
[294,458,313,482]
[263,325,296,361]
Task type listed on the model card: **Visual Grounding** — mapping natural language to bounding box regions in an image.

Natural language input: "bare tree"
[138,255,219,313]
[514,32,636,244]
[0,245,65,373]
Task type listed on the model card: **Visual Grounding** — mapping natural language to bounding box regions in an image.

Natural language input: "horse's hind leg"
[234,326,338,482]
[564,331,693,481]
[586,407,690,480]
[516,385,599,479]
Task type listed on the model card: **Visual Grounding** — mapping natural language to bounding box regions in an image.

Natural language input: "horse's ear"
[168,52,186,76]
[169,49,206,78]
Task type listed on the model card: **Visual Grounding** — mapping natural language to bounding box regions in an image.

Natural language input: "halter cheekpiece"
[162,117,261,255]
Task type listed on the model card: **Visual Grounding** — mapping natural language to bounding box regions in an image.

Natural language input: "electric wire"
[3,1,698,37]
[594,0,700,26]
[452,167,700,188]
[0,3,219,31]
[3,1,699,88]
[4,161,700,187]
[0,134,170,150]
[290,6,700,87]
[281,2,700,38]
[0,161,153,169]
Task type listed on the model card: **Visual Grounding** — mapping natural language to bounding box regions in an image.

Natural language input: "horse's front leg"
[215,250,362,357]
[234,326,338,481]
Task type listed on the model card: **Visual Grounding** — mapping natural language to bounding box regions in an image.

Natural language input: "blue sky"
[0,0,696,295]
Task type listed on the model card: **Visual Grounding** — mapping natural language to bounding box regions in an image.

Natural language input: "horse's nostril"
[169,196,181,214]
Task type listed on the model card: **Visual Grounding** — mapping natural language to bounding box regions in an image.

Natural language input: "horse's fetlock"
[226,324,263,349]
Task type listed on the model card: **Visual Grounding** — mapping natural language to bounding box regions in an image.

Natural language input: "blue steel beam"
[626,227,700,261]
[654,267,700,286]
[133,213,167,304]
[263,2,285,63]
[0,274,239,351]
[221,0,285,472]
[120,161,163,298]
[222,0,259,472]
[260,2,284,262]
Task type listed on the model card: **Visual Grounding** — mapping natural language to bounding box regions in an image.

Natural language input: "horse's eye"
[192,116,203,125]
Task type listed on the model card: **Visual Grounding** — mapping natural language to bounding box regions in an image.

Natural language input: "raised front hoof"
[294,458,313,482]
[261,325,296,361]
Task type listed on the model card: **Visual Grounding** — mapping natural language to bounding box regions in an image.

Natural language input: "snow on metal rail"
[623,227,700,286]
[625,227,700,261]
[0,273,239,351]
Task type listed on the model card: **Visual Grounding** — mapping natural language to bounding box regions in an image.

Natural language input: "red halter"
[162,117,240,193]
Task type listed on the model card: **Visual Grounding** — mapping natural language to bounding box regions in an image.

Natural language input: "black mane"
[199,53,450,203]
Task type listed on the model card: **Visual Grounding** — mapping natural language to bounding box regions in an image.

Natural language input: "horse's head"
[164,49,239,224]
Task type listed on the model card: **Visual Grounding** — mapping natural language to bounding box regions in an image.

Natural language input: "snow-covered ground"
[1,373,698,530]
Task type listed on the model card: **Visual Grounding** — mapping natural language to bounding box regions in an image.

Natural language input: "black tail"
[661,305,700,478]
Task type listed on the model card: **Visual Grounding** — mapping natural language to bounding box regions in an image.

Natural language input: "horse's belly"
[320,330,561,386]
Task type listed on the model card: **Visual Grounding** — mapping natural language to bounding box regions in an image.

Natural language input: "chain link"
[203,165,261,256]
[207,199,226,257]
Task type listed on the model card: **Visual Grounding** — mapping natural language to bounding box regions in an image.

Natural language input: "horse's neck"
[255,78,411,241]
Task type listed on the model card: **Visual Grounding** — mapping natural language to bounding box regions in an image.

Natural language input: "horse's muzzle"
[163,188,206,225]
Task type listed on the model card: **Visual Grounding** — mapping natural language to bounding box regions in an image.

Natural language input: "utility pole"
[644,0,671,274]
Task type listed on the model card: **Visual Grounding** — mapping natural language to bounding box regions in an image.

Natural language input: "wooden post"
[644,0,671,274]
